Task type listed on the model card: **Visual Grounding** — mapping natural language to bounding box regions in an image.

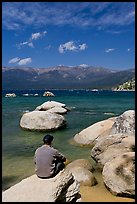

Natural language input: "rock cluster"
[73,110,135,197]
[20,100,69,132]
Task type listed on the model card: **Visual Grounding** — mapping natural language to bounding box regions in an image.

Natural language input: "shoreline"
[80,172,135,202]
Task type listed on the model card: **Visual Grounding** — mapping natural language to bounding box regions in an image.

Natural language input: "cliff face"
[2,66,135,90]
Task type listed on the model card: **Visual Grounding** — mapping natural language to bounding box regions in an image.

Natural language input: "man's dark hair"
[43,134,54,145]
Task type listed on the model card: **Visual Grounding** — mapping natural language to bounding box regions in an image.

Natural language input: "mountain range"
[2,66,135,90]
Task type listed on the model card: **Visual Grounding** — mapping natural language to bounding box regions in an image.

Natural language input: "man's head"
[43,134,54,145]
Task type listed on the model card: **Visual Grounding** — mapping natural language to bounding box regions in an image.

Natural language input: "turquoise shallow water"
[2,90,135,190]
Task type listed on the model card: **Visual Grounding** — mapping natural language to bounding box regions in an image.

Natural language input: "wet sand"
[80,172,135,202]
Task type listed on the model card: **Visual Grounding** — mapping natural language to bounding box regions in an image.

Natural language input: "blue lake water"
[2,90,135,191]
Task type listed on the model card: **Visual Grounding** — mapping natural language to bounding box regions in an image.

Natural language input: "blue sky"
[2,2,135,70]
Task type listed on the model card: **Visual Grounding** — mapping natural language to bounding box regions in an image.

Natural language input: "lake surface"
[2,89,135,199]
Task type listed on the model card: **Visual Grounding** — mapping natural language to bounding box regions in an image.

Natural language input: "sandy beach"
[80,172,135,202]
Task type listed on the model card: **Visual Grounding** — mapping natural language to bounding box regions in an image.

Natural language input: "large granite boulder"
[73,110,135,146]
[66,159,97,187]
[66,159,94,172]
[46,106,68,114]
[66,166,97,187]
[35,100,66,111]
[109,110,135,136]
[20,111,66,131]
[74,117,115,146]
[2,170,81,202]
[102,152,135,197]
[91,134,135,169]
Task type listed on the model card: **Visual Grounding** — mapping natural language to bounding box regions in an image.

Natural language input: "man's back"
[34,145,58,178]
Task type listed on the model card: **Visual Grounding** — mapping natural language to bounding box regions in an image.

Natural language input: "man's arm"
[55,150,66,162]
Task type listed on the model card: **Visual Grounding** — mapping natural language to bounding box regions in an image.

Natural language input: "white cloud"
[79,43,87,50]
[16,41,31,48]
[8,57,32,65]
[43,30,47,35]
[106,30,122,34]
[31,31,47,40]
[64,41,77,51]
[60,41,77,53]
[28,42,34,48]
[59,41,76,53]
[59,41,87,53]
[20,41,28,45]
[31,32,41,40]
[105,48,115,53]
[18,58,32,65]
[16,30,47,49]
[58,45,64,53]
[9,57,20,63]
[44,45,51,50]
[2,2,135,30]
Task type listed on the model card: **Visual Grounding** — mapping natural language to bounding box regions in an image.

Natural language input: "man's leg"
[54,162,65,175]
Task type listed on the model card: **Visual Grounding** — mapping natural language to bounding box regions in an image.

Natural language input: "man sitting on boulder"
[34,134,66,179]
